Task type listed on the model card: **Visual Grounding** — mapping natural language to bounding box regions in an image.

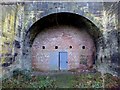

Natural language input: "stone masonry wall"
[0,1,119,79]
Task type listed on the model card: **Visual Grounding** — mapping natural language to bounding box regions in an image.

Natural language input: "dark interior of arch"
[26,12,102,46]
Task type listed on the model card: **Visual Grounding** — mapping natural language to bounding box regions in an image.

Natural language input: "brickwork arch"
[23,12,103,70]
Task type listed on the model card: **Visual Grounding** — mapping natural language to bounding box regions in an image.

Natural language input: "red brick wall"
[32,26,95,72]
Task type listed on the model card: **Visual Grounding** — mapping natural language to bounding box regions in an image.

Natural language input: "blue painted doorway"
[49,52,59,70]
[50,52,68,70]
[59,52,68,70]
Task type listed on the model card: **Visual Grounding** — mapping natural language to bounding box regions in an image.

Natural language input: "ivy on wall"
[1,6,16,66]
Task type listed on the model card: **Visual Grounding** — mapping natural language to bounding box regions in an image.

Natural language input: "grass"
[2,70,120,89]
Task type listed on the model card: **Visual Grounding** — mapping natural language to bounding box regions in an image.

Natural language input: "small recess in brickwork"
[42,46,45,49]
[55,46,58,49]
[82,46,85,49]
[70,46,72,49]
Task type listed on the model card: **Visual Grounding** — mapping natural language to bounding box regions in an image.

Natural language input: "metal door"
[59,52,68,70]
[49,52,59,70]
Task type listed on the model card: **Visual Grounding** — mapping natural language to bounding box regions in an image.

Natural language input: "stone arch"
[26,12,102,44]
[23,12,102,70]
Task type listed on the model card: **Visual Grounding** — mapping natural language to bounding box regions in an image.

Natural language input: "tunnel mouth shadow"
[26,12,102,45]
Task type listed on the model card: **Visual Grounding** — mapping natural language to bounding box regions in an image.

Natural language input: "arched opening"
[24,12,102,72]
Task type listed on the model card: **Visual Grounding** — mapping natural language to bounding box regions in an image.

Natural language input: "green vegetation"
[1,8,15,64]
[2,70,120,89]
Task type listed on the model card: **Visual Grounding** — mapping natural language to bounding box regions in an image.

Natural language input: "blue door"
[59,52,68,70]
[49,52,59,70]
